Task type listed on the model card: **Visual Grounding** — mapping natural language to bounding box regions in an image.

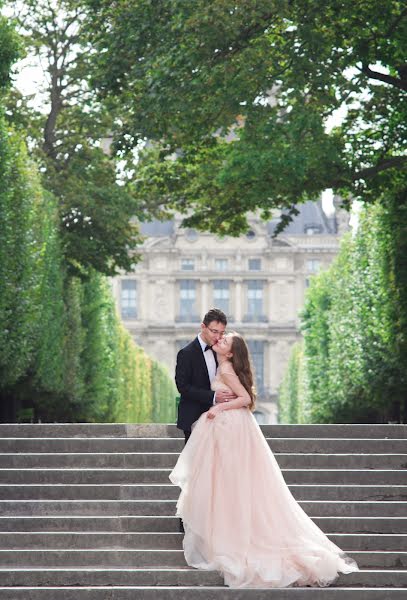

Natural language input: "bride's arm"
[208,366,251,417]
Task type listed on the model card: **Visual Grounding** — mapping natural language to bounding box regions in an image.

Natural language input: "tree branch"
[331,156,407,188]
[385,7,407,39]
[361,64,407,91]
[211,12,277,63]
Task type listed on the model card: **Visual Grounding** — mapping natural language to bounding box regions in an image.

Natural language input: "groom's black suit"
[175,337,218,436]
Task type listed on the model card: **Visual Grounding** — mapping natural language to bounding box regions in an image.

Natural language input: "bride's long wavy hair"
[228,332,256,411]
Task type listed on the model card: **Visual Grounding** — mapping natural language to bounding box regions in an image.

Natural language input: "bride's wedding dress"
[169,369,359,588]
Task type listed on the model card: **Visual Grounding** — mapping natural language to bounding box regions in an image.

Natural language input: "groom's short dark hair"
[203,308,227,326]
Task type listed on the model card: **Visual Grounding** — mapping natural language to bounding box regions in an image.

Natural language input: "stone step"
[0,423,405,438]
[2,452,406,469]
[0,568,405,588]
[1,438,406,453]
[1,483,405,501]
[0,532,404,551]
[1,424,405,598]
[1,468,406,485]
[1,499,404,517]
[0,549,404,568]
[1,586,407,599]
[1,515,406,534]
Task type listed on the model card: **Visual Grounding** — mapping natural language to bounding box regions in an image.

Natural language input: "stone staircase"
[0,423,406,599]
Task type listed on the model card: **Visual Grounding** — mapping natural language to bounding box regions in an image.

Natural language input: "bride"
[169,331,359,588]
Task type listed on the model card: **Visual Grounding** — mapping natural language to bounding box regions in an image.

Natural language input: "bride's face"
[212,335,233,357]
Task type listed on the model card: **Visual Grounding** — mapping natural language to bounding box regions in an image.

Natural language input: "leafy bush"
[279,189,407,424]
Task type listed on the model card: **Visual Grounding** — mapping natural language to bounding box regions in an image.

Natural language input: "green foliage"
[151,361,177,423]
[80,272,119,422]
[278,341,308,424]
[289,184,407,423]
[32,191,66,397]
[7,0,154,278]
[86,0,407,233]
[0,5,21,92]
[61,276,86,417]
[0,114,176,422]
[0,2,177,422]
[53,147,144,278]
[110,324,177,424]
[0,114,41,388]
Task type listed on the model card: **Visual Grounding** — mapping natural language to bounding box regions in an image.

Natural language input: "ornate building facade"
[111,200,348,423]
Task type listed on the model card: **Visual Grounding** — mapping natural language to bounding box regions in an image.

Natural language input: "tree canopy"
[7,0,150,277]
[0,1,20,92]
[85,0,407,233]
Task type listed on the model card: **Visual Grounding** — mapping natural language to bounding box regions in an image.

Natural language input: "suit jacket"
[175,337,218,432]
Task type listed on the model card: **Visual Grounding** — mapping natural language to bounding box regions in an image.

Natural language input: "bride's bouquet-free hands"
[207,404,227,419]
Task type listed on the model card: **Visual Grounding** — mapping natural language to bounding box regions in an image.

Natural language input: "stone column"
[200,278,209,316]
[154,279,171,322]
[286,278,295,323]
[266,278,273,321]
[269,279,278,322]
[138,276,147,320]
[234,278,243,322]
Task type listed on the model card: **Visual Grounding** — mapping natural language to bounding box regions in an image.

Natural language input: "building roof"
[267,200,337,236]
[139,200,337,238]
[139,220,175,237]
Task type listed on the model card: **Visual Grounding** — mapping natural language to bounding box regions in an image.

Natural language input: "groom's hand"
[215,390,237,403]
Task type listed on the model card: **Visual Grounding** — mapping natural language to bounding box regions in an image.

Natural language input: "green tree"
[0,3,20,91]
[299,182,407,423]
[151,361,177,423]
[278,341,308,424]
[86,0,406,233]
[61,276,86,417]
[0,119,41,390]
[300,267,334,421]
[31,191,66,400]
[0,2,177,424]
[81,271,118,421]
[8,0,148,277]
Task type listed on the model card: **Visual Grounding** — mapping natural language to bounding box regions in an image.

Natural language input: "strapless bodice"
[211,372,232,393]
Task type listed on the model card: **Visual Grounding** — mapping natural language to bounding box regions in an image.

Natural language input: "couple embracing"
[169,308,359,588]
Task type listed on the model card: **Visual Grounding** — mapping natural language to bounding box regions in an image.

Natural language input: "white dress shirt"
[197,333,217,406]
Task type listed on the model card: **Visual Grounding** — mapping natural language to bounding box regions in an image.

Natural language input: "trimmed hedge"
[0,114,176,423]
[279,190,407,424]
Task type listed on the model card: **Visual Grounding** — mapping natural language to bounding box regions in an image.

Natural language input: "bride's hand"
[207,405,222,419]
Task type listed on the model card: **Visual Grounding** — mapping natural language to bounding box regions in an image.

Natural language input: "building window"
[213,280,230,315]
[246,280,264,320]
[246,229,256,240]
[181,258,195,271]
[304,224,322,235]
[215,258,228,272]
[185,228,198,242]
[307,259,321,273]
[179,280,196,320]
[248,258,261,271]
[121,279,137,319]
[247,340,265,393]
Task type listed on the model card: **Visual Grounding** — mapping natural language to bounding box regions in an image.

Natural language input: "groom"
[175,308,236,445]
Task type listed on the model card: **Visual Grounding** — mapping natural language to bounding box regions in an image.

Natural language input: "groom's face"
[201,320,226,347]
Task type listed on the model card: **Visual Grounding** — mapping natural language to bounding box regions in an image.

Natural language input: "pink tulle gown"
[169,370,359,588]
